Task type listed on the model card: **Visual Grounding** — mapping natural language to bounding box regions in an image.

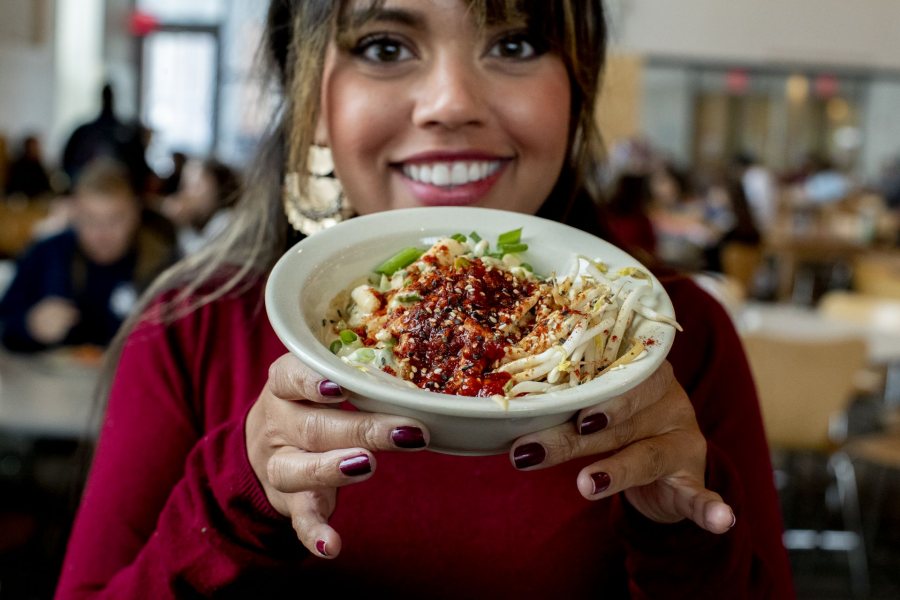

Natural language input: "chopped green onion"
[498,242,528,254]
[453,256,471,270]
[396,292,422,303]
[374,247,424,275]
[520,263,533,272]
[339,329,358,344]
[450,233,467,243]
[329,340,342,354]
[469,231,482,243]
[497,228,522,246]
[350,348,376,363]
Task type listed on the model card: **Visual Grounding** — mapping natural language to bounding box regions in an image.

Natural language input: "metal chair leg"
[829,451,870,599]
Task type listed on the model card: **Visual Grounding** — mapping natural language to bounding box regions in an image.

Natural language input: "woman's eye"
[488,35,539,60]
[354,37,414,63]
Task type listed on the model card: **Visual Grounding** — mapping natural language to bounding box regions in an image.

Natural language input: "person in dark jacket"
[0,159,176,352]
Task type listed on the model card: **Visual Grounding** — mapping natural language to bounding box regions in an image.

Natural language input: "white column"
[51,0,106,161]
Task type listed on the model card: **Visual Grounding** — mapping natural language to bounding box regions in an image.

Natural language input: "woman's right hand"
[245,353,429,558]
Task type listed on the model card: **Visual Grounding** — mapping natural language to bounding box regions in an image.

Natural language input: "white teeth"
[450,163,468,185]
[432,164,450,186]
[402,160,502,187]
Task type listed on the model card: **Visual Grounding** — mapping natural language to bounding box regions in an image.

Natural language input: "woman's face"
[317,0,571,216]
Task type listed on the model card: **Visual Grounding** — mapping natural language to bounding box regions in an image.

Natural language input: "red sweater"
[56,275,794,599]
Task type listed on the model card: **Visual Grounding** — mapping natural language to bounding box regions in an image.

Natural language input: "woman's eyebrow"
[343,7,425,30]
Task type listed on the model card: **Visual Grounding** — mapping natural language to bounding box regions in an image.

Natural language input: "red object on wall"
[814,74,839,98]
[725,69,750,95]
[129,10,159,37]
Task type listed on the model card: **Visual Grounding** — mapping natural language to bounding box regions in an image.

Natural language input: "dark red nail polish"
[339,454,371,476]
[391,426,426,448]
[318,380,343,397]
[591,472,611,495]
[513,442,546,469]
[315,539,328,556]
[579,412,609,435]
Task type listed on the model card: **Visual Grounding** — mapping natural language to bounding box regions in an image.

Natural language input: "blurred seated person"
[161,158,241,255]
[705,177,762,275]
[732,152,778,233]
[648,163,721,271]
[159,151,188,197]
[0,159,177,353]
[61,83,154,196]
[802,155,853,205]
[599,173,657,264]
[5,135,52,200]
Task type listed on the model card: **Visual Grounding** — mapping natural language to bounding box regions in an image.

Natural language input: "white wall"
[0,0,56,156]
[611,0,900,71]
[0,0,105,167]
[53,0,106,161]
[861,81,900,181]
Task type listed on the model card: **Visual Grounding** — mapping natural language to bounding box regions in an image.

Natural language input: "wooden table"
[737,301,900,407]
[0,349,101,439]
[763,232,869,303]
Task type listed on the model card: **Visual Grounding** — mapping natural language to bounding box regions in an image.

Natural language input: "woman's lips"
[394,158,509,206]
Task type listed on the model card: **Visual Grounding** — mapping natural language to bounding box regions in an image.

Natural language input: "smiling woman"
[319,0,571,214]
[55,1,794,598]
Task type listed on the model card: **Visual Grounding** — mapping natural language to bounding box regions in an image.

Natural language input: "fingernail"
[578,412,609,435]
[391,426,426,449]
[513,442,546,469]
[591,472,611,495]
[318,380,343,397]
[728,511,737,530]
[339,454,371,476]
[315,539,328,556]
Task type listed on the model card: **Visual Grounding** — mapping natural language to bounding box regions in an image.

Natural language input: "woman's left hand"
[509,361,735,534]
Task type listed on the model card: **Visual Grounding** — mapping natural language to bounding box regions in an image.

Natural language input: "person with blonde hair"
[56,2,793,597]
[0,158,175,352]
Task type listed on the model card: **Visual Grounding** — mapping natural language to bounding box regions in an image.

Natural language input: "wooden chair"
[742,332,869,598]
[720,241,762,297]
[819,291,900,407]
[818,290,900,564]
[0,201,49,259]
[852,252,900,300]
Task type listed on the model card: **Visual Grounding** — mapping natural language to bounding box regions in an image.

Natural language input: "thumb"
[671,481,735,534]
[287,489,341,558]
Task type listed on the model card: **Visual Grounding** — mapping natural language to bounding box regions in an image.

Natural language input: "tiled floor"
[776,438,900,599]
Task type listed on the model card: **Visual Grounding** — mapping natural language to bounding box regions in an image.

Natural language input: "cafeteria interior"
[2,1,900,598]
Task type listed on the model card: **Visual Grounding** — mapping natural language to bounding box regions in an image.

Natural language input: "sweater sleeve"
[0,244,50,352]
[55,305,304,599]
[612,278,794,599]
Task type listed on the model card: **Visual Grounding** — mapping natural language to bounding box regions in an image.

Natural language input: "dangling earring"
[283,145,353,235]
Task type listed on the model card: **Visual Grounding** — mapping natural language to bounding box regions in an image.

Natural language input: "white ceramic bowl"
[265,207,676,455]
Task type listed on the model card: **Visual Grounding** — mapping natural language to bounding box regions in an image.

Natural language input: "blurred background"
[1,1,899,598]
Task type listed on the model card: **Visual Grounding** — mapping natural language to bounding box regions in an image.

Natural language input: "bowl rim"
[265,206,676,419]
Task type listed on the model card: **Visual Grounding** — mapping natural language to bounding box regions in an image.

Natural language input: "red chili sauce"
[384,258,536,397]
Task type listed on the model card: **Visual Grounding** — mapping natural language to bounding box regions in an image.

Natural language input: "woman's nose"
[411,55,487,130]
